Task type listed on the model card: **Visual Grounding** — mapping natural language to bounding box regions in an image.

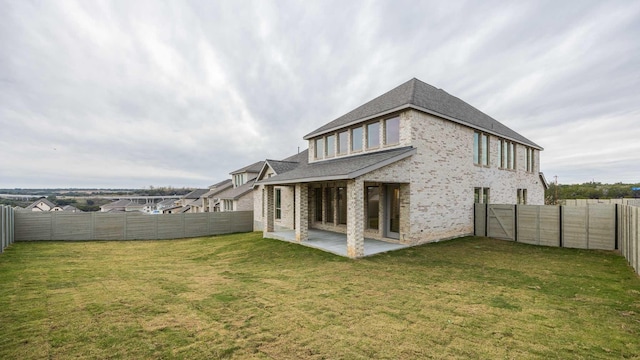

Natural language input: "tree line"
[545,182,640,205]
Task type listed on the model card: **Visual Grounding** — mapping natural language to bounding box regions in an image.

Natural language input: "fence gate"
[487,204,516,241]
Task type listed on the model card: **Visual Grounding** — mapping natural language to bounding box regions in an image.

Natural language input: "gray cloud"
[1,0,639,188]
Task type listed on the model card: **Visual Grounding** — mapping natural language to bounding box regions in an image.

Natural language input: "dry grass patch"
[0,232,639,359]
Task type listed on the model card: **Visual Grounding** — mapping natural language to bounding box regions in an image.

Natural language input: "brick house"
[254,78,545,258]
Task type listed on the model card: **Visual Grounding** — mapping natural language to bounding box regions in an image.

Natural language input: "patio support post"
[295,183,308,242]
[346,178,365,258]
[264,185,275,233]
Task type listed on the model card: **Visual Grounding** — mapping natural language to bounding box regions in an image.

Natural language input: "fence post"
[1,206,5,253]
[559,205,563,248]
[514,204,518,242]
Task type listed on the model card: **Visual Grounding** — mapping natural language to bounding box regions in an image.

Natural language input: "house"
[254,78,545,258]
[203,179,233,212]
[25,198,59,212]
[215,161,264,212]
[178,189,210,213]
[100,199,131,212]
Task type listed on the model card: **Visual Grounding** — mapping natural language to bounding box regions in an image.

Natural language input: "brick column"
[264,185,274,233]
[347,179,365,258]
[295,183,308,242]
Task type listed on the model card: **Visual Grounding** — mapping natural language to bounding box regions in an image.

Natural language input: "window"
[474,187,490,204]
[517,189,528,204]
[325,187,334,223]
[275,188,282,219]
[337,131,348,155]
[337,187,347,224]
[384,117,400,145]
[473,132,489,166]
[314,138,324,159]
[526,148,535,172]
[351,127,363,152]
[367,122,380,149]
[315,188,323,222]
[326,134,336,157]
[233,174,244,187]
[499,139,516,170]
[366,186,379,229]
[224,200,233,211]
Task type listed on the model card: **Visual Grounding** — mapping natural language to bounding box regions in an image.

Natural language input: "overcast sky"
[1,0,639,189]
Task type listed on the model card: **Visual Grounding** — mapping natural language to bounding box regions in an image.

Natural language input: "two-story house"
[254,78,545,258]
[215,161,264,212]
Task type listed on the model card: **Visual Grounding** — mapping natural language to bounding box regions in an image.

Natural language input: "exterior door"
[386,185,400,239]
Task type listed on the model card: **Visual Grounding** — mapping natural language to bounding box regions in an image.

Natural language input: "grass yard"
[0,232,639,359]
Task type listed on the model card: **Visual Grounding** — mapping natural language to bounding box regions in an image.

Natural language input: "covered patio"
[264,229,408,257]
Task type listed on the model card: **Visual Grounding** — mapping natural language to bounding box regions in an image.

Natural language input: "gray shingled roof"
[230,161,265,175]
[183,188,210,199]
[304,78,541,149]
[258,146,416,185]
[25,197,57,210]
[216,177,257,200]
[208,178,232,189]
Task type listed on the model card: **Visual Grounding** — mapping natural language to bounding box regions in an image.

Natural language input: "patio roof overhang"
[256,147,416,186]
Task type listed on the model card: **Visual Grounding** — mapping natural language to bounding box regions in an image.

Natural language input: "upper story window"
[326,134,336,158]
[384,117,400,145]
[526,147,535,172]
[499,139,516,170]
[338,131,348,155]
[473,132,489,166]
[351,127,363,152]
[367,122,380,149]
[314,138,324,159]
[233,173,244,188]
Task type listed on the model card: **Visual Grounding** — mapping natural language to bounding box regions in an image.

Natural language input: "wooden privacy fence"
[1,205,15,252]
[475,204,640,274]
[14,211,253,241]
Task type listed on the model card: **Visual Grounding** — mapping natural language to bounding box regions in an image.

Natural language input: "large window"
[474,187,490,204]
[275,188,281,220]
[337,187,347,225]
[499,139,516,170]
[314,138,324,159]
[474,132,489,166]
[338,131,348,155]
[384,117,400,145]
[325,187,334,224]
[366,186,379,229]
[351,127,363,152]
[326,134,336,158]
[526,148,535,172]
[367,122,380,149]
[315,188,323,222]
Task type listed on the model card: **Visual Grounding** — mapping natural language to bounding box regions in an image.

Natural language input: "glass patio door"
[386,185,400,239]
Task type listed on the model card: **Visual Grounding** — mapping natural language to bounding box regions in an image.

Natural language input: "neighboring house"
[100,199,131,212]
[25,198,58,212]
[254,78,545,258]
[203,179,233,212]
[215,161,264,212]
[177,189,210,213]
[61,205,82,213]
[156,199,178,211]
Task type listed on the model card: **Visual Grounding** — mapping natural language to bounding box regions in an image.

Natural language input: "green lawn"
[0,232,639,359]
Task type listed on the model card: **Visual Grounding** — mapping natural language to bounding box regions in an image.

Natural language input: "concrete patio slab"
[264,229,408,257]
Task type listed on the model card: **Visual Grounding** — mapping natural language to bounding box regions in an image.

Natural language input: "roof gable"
[304,78,541,149]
